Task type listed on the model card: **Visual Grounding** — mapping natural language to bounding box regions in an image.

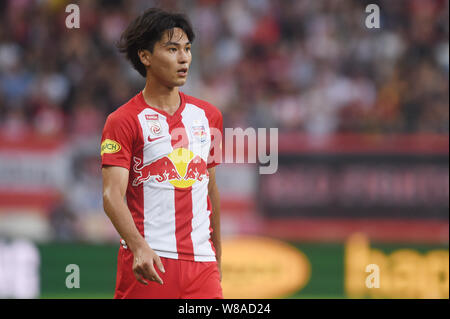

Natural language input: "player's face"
[147,28,192,88]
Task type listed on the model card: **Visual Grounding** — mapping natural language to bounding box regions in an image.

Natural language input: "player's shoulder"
[182,92,222,120]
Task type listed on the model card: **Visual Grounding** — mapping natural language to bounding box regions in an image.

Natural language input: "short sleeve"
[100,112,134,170]
[207,110,223,169]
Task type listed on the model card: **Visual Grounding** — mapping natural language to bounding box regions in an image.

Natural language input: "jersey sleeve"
[100,112,134,170]
[207,109,223,169]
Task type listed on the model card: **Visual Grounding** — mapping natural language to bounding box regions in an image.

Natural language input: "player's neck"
[142,79,181,116]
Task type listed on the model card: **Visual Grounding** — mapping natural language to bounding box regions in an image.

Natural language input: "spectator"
[0,0,447,136]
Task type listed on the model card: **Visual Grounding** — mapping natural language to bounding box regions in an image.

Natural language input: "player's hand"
[132,245,165,285]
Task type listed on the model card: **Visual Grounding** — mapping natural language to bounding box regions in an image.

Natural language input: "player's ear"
[138,49,151,67]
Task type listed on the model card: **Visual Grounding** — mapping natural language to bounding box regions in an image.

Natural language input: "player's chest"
[137,111,211,159]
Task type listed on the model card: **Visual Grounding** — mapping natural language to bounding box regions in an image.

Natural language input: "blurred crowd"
[0,0,448,138]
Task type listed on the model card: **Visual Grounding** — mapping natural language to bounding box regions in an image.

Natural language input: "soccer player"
[101,8,223,299]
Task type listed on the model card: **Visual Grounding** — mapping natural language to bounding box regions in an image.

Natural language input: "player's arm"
[208,166,222,281]
[102,165,165,285]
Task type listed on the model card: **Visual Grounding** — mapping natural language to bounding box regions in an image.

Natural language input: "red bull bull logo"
[132,148,209,188]
[184,155,208,182]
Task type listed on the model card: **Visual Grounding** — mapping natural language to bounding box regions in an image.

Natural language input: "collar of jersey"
[137,90,186,121]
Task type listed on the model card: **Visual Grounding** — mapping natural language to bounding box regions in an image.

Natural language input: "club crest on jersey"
[145,114,162,136]
[192,123,207,143]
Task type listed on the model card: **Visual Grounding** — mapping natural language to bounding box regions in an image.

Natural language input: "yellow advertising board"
[345,233,449,299]
[221,236,311,298]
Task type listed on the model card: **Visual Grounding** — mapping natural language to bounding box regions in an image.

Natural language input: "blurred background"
[0,0,448,299]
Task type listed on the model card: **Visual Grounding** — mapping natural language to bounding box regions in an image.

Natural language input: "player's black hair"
[117,8,195,77]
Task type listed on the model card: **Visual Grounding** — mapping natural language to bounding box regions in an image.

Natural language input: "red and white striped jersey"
[101,91,223,262]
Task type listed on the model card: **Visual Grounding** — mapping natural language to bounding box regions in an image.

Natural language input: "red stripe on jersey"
[168,107,195,261]
[174,187,195,260]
